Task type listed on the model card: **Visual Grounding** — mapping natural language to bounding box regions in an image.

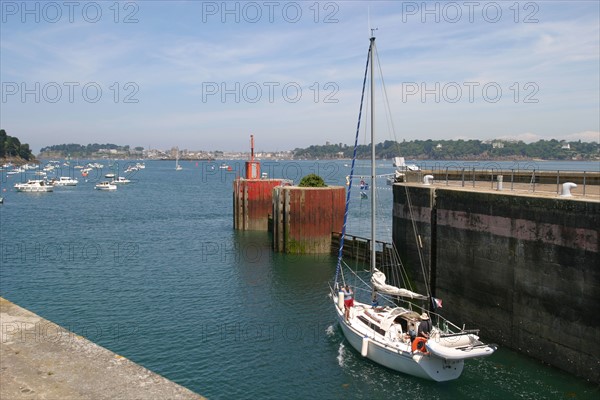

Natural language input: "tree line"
[0,129,34,161]
[292,139,599,160]
[39,143,145,157]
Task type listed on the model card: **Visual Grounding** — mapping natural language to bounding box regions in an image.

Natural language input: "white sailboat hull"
[334,300,464,382]
[332,36,496,382]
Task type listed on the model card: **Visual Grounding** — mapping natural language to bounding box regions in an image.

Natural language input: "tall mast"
[370,35,376,300]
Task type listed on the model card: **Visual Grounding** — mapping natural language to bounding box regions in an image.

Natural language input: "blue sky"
[1,1,599,153]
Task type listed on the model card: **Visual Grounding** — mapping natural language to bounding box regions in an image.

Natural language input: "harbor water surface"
[1,160,598,399]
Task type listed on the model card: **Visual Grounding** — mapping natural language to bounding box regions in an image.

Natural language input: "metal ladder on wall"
[529,170,536,192]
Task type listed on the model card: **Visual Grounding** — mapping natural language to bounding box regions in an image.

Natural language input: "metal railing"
[405,167,600,199]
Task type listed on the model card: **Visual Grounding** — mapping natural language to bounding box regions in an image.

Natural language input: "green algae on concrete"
[0,297,205,400]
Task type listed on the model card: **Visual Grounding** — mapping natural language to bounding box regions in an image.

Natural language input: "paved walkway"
[402,180,600,201]
[1,297,205,400]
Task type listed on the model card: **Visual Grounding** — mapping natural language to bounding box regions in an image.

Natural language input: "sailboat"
[330,35,496,382]
[175,150,183,171]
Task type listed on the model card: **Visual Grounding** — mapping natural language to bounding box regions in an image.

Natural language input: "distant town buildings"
[141,148,293,160]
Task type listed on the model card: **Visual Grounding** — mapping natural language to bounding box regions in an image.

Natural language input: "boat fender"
[361,337,369,357]
[337,292,344,310]
[412,337,429,354]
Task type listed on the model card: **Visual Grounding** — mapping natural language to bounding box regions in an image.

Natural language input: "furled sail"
[371,269,428,300]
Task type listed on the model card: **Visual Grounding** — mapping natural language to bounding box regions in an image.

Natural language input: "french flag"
[432,297,443,309]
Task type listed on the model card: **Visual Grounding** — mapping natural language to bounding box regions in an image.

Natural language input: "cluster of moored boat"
[2,161,145,193]
[11,177,133,192]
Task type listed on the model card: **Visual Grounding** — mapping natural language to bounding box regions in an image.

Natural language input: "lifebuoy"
[412,337,429,354]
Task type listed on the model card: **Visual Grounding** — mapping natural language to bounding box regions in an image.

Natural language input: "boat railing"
[390,298,477,336]
[438,329,480,338]
[331,232,404,272]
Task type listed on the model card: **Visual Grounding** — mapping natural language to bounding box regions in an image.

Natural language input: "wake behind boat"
[330,36,496,382]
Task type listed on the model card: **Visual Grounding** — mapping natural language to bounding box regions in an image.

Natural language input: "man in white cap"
[417,312,432,338]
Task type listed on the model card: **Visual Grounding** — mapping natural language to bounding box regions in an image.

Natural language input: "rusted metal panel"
[233,178,282,231]
[273,186,345,254]
[245,160,261,179]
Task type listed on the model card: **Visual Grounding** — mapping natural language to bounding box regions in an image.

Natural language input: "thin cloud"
[1,1,598,152]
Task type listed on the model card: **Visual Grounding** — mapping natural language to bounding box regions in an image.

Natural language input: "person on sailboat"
[342,285,354,322]
[371,295,379,308]
[371,295,384,312]
[417,313,432,339]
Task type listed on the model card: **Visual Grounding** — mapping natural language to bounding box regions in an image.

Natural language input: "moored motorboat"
[14,180,54,192]
[52,176,79,186]
[111,177,131,184]
[95,181,117,190]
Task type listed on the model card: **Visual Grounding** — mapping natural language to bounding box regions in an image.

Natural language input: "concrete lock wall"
[273,186,345,254]
[392,184,600,383]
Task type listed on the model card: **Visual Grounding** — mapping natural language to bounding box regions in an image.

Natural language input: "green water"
[0,160,597,399]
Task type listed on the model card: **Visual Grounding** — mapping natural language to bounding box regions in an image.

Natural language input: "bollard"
[560,182,577,197]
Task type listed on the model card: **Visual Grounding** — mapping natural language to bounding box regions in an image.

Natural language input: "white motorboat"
[14,180,53,192]
[330,36,496,382]
[7,167,25,175]
[111,177,131,184]
[393,156,420,171]
[95,181,117,190]
[53,176,79,186]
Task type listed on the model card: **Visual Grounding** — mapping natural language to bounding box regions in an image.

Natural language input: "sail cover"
[372,270,428,300]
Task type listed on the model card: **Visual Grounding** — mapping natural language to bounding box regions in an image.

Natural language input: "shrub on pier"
[298,174,326,187]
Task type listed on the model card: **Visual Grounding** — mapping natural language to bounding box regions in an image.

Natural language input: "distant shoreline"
[11,156,599,163]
